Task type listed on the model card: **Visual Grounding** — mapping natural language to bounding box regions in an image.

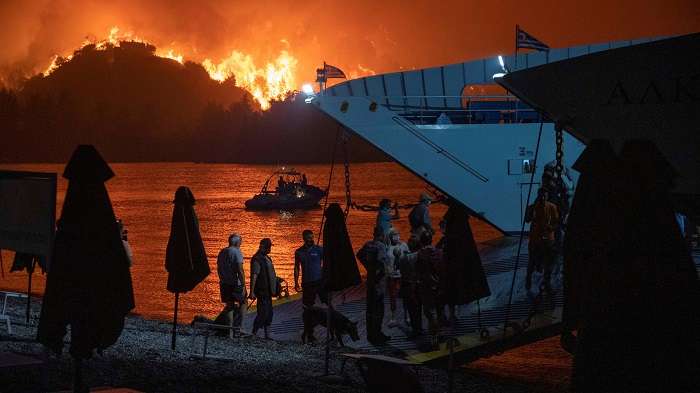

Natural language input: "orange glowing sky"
[1,0,699,92]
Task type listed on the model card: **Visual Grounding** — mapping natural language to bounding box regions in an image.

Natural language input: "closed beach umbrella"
[165,186,209,349]
[442,201,490,305]
[320,203,360,375]
[611,140,699,392]
[322,203,360,291]
[36,145,134,391]
[561,140,619,336]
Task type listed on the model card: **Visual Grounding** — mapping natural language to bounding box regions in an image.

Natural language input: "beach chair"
[340,353,424,393]
[1,291,28,334]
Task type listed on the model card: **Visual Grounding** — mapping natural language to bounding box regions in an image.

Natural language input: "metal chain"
[554,124,564,201]
[342,131,352,218]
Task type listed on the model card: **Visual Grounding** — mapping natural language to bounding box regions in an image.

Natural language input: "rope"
[347,194,448,212]
[501,120,544,340]
[317,126,342,240]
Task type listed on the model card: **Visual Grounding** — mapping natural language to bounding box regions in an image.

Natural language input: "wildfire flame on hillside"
[41,27,297,110]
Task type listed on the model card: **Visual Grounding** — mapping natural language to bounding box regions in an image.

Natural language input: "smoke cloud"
[1,0,699,88]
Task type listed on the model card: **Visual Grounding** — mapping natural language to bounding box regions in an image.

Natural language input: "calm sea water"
[0,162,501,321]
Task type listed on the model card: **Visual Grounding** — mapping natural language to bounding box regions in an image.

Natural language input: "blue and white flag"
[516,25,549,52]
[316,62,346,82]
[323,63,346,79]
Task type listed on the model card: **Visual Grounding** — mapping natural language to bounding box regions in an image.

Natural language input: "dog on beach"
[302,305,359,346]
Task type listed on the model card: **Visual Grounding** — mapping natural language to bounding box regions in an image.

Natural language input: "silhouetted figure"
[165,186,210,349]
[37,145,134,393]
[277,176,286,193]
[249,238,277,339]
[357,226,390,345]
[301,173,308,187]
[440,201,490,324]
[117,219,133,267]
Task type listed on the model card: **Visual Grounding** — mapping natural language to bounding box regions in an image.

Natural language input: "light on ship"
[302,83,314,95]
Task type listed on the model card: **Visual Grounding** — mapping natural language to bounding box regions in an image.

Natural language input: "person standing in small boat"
[249,238,277,339]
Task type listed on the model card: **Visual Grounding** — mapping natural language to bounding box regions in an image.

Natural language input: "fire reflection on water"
[0,162,500,322]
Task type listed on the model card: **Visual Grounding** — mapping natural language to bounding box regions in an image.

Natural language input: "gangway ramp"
[242,239,700,369]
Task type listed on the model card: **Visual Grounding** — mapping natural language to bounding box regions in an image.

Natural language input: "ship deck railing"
[359,95,546,125]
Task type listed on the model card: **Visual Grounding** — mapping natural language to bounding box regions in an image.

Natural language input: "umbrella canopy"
[165,186,209,293]
[561,139,621,332]
[441,201,490,305]
[322,203,360,291]
[37,145,134,359]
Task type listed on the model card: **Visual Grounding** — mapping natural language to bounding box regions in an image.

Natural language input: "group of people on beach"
[215,234,277,339]
[215,228,326,341]
[357,192,473,347]
[213,191,457,346]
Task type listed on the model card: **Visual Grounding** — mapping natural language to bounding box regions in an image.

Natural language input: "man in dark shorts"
[249,238,277,339]
[525,189,560,292]
[295,229,327,342]
[216,233,246,335]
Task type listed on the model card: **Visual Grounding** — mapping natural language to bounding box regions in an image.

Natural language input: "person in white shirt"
[386,228,409,328]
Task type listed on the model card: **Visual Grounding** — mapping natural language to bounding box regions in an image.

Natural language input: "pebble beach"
[0,296,572,393]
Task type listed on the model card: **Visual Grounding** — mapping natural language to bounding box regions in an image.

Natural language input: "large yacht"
[308,35,684,234]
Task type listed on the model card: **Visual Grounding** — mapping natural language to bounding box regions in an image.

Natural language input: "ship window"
[508,159,535,175]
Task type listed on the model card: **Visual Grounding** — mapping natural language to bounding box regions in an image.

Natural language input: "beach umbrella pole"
[73,357,85,393]
[26,268,32,324]
[172,292,179,350]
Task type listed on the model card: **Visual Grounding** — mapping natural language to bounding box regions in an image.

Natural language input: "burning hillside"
[41,27,297,110]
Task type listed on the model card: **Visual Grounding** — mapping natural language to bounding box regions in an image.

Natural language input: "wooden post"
[73,357,84,393]
[26,268,32,324]
[171,292,179,350]
[324,291,333,375]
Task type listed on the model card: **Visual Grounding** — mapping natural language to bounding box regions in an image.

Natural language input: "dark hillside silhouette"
[0,42,386,163]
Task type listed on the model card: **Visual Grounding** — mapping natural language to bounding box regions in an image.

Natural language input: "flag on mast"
[516,25,550,52]
[316,62,346,82]
[324,63,346,79]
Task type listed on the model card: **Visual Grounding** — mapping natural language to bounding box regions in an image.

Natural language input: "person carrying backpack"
[357,226,391,345]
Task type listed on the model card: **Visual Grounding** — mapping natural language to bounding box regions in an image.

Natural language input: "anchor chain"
[342,131,352,218]
[339,130,447,215]
[554,123,564,201]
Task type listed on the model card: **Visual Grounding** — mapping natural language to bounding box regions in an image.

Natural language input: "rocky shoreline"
[0,295,570,392]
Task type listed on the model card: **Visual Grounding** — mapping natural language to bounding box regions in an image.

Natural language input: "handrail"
[392,116,489,183]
